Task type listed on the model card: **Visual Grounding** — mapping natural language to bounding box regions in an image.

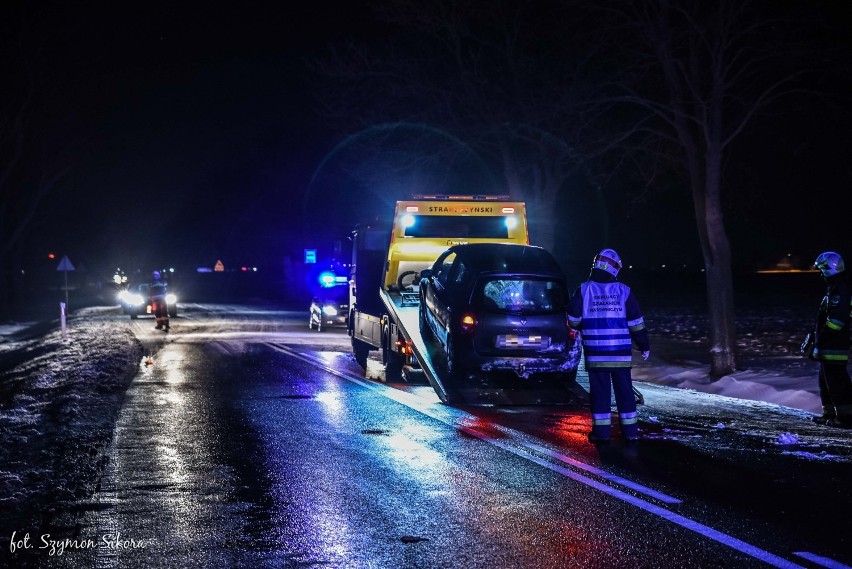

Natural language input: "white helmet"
[814,251,845,277]
[593,248,622,277]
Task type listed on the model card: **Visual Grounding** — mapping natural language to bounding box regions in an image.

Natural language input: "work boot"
[826,417,851,429]
[587,432,610,445]
[155,324,163,330]
[811,415,834,425]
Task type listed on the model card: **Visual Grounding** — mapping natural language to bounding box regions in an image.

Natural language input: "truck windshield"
[403,216,509,239]
[474,278,567,315]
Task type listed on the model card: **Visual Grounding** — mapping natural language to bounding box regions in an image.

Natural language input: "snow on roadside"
[0,307,143,531]
[636,304,826,415]
[632,364,822,414]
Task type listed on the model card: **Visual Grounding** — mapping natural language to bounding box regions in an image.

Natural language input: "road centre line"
[268,344,806,569]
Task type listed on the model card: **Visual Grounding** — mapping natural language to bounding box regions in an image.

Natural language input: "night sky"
[3,1,852,282]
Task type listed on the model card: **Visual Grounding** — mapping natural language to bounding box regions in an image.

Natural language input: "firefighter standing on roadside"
[810,251,852,428]
[568,249,650,444]
[150,270,170,332]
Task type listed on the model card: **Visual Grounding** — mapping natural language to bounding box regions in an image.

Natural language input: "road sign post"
[56,255,76,308]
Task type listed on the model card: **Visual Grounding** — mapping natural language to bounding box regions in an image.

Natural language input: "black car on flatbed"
[418,243,581,380]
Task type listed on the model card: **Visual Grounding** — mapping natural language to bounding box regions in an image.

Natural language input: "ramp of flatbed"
[379,289,451,402]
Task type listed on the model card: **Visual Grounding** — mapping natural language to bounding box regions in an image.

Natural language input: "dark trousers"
[588,367,638,438]
[818,362,852,418]
[152,297,169,328]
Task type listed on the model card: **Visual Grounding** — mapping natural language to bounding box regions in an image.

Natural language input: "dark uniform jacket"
[814,275,851,363]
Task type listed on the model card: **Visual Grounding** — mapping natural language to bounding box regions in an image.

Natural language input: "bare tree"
[576,0,827,376]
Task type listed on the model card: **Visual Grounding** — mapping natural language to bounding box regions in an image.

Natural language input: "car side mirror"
[420,269,432,280]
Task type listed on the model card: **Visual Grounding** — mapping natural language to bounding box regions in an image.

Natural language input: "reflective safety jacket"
[567,270,650,369]
[814,276,851,363]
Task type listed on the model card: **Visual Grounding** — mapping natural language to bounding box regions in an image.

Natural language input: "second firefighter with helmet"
[809,251,852,427]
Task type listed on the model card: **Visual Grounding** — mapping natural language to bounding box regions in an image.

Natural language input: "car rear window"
[474,278,567,314]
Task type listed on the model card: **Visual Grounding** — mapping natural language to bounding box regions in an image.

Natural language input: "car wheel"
[352,338,370,370]
[419,299,432,339]
[446,331,462,379]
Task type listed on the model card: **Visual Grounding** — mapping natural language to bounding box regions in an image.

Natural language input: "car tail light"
[460,313,477,334]
[396,340,413,356]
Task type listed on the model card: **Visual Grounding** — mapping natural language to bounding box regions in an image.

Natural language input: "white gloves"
[641,350,651,361]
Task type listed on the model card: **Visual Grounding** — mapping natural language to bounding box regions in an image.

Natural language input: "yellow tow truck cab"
[384,195,529,290]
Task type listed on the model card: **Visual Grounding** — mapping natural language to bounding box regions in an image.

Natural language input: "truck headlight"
[166,293,177,304]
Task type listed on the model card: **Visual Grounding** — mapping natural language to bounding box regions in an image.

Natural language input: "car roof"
[446,243,563,276]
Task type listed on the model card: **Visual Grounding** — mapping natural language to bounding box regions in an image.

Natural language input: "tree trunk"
[702,149,737,377]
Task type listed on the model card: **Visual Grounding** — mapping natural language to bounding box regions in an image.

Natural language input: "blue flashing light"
[319,271,337,287]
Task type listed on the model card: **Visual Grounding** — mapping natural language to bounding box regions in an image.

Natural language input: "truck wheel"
[352,338,370,370]
[382,326,403,381]
[383,348,404,381]
[130,314,137,320]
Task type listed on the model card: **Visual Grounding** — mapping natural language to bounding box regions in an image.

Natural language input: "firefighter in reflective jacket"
[811,251,852,428]
[150,271,170,332]
[567,249,650,443]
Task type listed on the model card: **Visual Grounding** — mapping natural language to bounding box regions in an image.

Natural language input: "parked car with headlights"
[118,283,178,319]
[418,243,580,381]
[309,285,349,331]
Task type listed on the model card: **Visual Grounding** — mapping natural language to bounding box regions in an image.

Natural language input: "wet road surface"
[31,304,852,568]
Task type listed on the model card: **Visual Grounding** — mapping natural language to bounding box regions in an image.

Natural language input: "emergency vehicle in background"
[348,195,536,403]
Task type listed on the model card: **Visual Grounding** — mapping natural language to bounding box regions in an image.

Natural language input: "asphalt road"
[22,304,852,568]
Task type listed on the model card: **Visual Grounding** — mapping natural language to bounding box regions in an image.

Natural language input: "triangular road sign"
[56,255,76,272]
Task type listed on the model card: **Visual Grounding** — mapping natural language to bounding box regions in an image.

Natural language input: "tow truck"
[348,195,587,405]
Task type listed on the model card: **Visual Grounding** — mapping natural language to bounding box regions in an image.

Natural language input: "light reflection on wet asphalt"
[46,304,852,568]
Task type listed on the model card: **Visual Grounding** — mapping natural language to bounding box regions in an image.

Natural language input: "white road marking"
[793,552,851,569]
